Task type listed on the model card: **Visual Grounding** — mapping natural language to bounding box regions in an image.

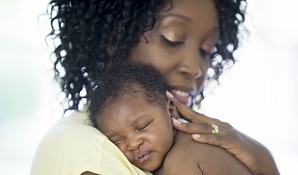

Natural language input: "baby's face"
[97,92,175,171]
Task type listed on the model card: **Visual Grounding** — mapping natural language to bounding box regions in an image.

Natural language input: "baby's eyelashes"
[111,138,124,145]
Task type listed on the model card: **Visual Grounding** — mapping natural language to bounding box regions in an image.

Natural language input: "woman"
[31,0,279,174]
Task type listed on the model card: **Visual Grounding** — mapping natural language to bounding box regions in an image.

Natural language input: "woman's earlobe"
[106,44,115,57]
[106,30,116,57]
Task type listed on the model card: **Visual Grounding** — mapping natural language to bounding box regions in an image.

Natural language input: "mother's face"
[128,0,219,106]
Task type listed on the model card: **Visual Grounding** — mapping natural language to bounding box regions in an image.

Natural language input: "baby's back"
[155,131,251,175]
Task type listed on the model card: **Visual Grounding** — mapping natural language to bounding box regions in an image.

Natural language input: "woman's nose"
[179,49,203,80]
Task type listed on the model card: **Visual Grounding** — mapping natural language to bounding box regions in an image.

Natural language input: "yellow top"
[30,110,152,175]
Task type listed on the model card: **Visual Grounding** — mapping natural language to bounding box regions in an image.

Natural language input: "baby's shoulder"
[169,132,210,160]
[159,132,204,175]
[161,131,251,175]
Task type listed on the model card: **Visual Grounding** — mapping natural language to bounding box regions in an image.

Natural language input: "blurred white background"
[0,0,297,174]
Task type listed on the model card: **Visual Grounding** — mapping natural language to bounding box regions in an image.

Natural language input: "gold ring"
[211,123,219,134]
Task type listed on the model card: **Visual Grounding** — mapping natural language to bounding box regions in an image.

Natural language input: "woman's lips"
[170,89,192,105]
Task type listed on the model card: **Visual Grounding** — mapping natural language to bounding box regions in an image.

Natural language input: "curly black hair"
[45,0,247,112]
[88,63,167,128]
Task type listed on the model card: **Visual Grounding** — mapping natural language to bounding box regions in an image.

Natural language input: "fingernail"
[172,118,182,125]
[192,134,201,139]
[166,91,174,98]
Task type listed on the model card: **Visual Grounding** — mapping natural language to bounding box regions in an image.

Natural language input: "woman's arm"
[168,93,279,175]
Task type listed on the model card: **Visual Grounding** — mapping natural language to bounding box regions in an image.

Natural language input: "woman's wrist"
[239,132,279,175]
[254,144,279,175]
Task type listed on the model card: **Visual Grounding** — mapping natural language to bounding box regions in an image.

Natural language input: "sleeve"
[30,111,152,175]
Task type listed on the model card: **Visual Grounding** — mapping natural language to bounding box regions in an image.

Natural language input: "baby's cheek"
[161,131,175,148]
[119,146,134,163]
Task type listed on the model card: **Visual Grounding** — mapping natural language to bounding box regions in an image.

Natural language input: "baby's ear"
[167,99,179,120]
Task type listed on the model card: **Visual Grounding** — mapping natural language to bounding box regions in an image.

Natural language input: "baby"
[88,64,251,175]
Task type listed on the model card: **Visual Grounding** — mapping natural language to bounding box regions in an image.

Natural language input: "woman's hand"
[166,91,279,175]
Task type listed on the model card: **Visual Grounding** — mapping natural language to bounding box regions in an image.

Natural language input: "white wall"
[0,0,297,174]
[202,0,298,174]
[0,1,61,174]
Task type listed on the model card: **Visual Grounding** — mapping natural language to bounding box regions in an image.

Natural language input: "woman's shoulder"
[30,110,107,175]
[47,109,99,134]
[31,110,152,175]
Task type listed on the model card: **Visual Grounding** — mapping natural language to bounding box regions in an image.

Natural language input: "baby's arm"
[160,132,251,175]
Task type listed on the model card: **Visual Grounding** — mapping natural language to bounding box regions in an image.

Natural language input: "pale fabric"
[30,110,151,175]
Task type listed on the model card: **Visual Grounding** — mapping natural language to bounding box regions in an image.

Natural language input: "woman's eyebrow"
[161,13,192,22]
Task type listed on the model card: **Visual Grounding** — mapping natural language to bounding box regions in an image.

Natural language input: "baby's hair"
[46,0,247,112]
[88,63,167,128]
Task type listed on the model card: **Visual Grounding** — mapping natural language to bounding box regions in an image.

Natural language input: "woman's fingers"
[172,117,232,136]
[172,97,209,123]
[168,92,279,174]
[168,91,236,149]
[191,126,234,147]
[168,91,226,135]
[166,91,174,99]
[172,118,218,134]
[173,117,238,151]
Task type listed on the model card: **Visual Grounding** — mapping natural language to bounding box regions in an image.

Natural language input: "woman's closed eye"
[161,35,184,47]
